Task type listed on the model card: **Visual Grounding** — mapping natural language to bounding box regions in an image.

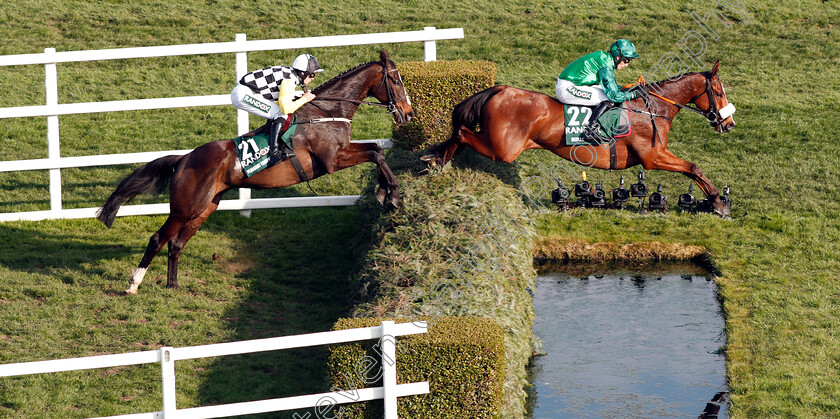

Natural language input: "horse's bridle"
[686,76,736,128]
[311,62,410,119]
[375,65,411,116]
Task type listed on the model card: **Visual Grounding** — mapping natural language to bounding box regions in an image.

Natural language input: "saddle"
[562,103,631,146]
[233,117,298,177]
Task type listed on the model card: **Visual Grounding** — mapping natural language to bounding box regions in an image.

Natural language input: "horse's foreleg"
[439,129,467,165]
[648,150,728,215]
[332,143,399,207]
[128,217,183,294]
[373,164,390,205]
[374,151,400,208]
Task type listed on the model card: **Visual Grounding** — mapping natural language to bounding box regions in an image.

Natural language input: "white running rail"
[0,321,429,419]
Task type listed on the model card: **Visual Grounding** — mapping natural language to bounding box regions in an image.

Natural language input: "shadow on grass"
[193,205,373,417]
[0,223,131,281]
[0,147,522,415]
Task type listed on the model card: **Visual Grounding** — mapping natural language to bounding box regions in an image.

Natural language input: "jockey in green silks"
[556,39,639,143]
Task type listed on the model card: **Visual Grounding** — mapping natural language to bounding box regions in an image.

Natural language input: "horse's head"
[370,50,414,124]
[692,60,736,133]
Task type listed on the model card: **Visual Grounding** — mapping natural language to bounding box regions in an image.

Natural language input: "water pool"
[527,268,727,418]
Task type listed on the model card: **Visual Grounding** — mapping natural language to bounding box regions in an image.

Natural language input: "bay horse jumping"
[422,61,736,215]
[98,50,413,294]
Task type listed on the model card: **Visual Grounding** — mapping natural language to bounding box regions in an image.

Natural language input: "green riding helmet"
[609,39,639,62]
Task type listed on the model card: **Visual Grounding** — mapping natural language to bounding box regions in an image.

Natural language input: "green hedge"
[392,60,497,151]
[345,165,537,418]
[328,316,505,419]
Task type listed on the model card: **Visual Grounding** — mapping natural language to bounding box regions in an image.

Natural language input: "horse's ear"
[711,60,720,76]
[380,49,391,64]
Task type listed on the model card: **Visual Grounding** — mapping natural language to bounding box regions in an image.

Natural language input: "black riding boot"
[268,117,294,165]
[581,101,613,143]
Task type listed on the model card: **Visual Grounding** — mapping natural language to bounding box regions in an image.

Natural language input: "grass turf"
[0,0,838,417]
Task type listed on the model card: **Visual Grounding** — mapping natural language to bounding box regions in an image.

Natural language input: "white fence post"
[234,33,252,218]
[44,48,62,213]
[423,27,436,62]
[161,347,177,417]
[380,321,398,419]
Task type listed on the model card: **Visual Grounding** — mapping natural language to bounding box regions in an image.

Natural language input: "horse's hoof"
[124,288,138,295]
[420,154,440,166]
[714,207,731,218]
[375,187,387,205]
[713,199,731,217]
[388,195,400,209]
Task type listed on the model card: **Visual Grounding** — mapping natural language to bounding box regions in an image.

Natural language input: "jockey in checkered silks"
[556,39,640,143]
[231,53,324,163]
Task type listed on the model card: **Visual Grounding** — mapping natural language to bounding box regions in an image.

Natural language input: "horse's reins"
[628,75,734,128]
[625,75,735,146]
[622,77,670,146]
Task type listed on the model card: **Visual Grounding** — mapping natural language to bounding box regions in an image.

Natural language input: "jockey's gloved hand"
[625,84,649,100]
[632,84,650,95]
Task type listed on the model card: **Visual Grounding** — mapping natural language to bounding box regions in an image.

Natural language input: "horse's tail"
[96,155,183,228]
[451,85,505,134]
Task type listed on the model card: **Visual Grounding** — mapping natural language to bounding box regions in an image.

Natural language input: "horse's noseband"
[691,77,735,128]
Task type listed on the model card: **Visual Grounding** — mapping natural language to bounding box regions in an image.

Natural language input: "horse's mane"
[647,71,711,89]
[311,60,382,94]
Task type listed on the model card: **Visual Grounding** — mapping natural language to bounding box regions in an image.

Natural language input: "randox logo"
[244,95,270,113]
[566,85,592,100]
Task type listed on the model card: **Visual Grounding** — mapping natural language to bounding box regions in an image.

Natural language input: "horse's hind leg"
[127,217,184,294]
[164,207,217,289]
[421,132,461,167]
[455,126,524,163]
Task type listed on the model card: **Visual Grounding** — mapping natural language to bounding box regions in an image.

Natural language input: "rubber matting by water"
[527,272,727,418]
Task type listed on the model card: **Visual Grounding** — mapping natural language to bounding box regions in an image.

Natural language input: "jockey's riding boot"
[268,118,294,165]
[581,101,613,143]
[268,118,283,165]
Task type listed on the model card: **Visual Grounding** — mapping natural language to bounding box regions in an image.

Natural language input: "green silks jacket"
[558,50,636,103]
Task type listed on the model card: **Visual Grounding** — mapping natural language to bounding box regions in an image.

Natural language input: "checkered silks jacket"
[239,65,301,101]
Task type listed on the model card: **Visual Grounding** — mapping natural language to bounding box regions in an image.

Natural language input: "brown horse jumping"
[98,50,413,294]
[422,61,735,215]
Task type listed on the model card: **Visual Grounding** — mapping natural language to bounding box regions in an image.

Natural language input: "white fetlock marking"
[127,267,147,293]
[130,267,147,284]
